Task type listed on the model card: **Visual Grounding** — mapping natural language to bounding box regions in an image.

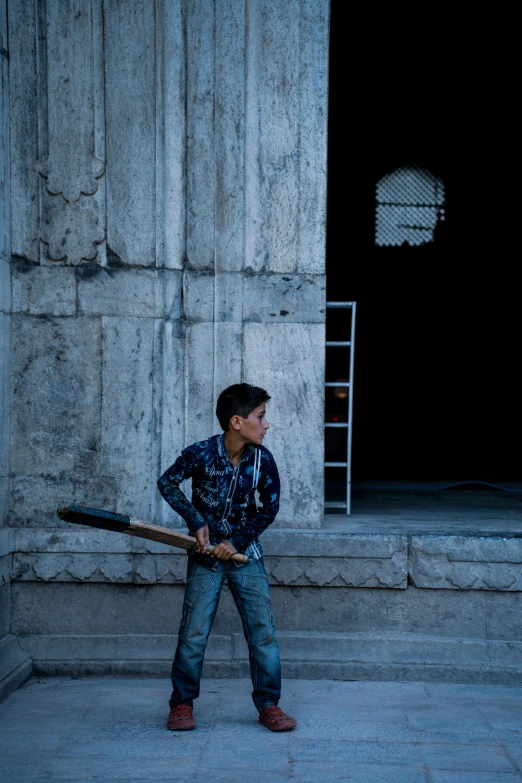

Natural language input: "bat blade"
[56,506,249,563]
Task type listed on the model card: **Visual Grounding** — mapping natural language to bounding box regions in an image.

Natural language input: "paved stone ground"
[1,677,522,782]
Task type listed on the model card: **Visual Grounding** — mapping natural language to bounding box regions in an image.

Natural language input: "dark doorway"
[326,6,519,488]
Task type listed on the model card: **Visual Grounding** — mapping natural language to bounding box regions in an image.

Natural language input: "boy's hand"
[194,525,210,552]
[212,541,237,560]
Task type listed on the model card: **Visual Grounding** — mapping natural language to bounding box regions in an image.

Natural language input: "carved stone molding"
[36,154,105,203]
[40,201,105,265]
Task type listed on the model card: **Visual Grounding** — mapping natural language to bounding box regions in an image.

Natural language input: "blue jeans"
[170,556,281,713]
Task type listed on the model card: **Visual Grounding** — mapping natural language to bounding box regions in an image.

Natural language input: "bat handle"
[204,544,249,564]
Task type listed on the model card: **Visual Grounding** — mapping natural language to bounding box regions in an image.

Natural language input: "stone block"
[78,267,155,317]
[15,528,131,554]
[243,274,325,323]
[215,0,245,273]
[76,267,182,320]
[0,527,13,557]
[186,0,215,270]
[19,632,231,665]
[185,322,216,445]
[8,0,40,263]
[243,322,325,527]
[8,474,118,527]
[0,258,10,313]
[410,535,522,590]
[163,0,186,270]
[245,0,300,272]
[0,476,7,529]
[262,530,407,558]
[296,0,329,274]
[0,313,10,478]
[11,263,76,315]
[104,0,156,265]
[0,582,10,638]
[215,272,243,322]
[0,553,10,587]
[11,315,102,476]
[157,319,186,528]
[101,317,155,519]
[268,584,489,638]
[183,271,215,322]
[486,591,522,641]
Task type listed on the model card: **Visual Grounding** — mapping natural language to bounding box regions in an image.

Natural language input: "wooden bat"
[56,505,249,563]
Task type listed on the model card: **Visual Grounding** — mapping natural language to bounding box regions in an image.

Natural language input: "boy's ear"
[230,414,242,431]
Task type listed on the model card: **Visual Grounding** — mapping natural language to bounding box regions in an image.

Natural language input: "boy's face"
[237,403,269,445]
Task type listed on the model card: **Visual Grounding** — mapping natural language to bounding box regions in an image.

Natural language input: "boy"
[157,383,297,732]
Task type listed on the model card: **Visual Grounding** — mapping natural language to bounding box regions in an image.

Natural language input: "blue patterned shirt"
[157,433,280,567]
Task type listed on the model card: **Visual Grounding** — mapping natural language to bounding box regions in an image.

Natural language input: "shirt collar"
[217,433,257,463]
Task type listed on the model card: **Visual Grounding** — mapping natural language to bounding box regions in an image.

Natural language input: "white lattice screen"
[375,165,445,246]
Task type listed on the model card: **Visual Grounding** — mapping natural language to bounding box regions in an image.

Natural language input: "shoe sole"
[167,724,195,731]
[259,721,296,732]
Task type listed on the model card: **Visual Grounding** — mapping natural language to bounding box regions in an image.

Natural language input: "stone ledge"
[410,535,522,591]
[18,631,522,686]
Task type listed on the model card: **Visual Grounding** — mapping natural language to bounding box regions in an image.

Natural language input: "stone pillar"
[0,0,32,702]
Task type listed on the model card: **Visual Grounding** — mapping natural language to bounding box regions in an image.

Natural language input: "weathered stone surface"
[0,259,10,313]
[183,270,215,322]
[11,316,102,476]
[0,313,10,480]
[245,0,300,273]
[40,201,105,265]
[157,319,186,528]
[297,0,329,274]
[243,322,325,528]
[163,0,186,270]
[37,0,102,203]
[0,583,10,638]
[0,528,13,558]
[15,527,130,554]
[105,0,156,265]
[185,322,216,445]
[242,274,325,323]
[0,553,10,587]
[410,535,522,591]
[12,553,133,583]
[12,264,76,315]
[77,267,182,319]
[215,0,245,273]
[186,0,215,270]
[486,591,522,641]
[101,317,155,519]
[8,474,118,528]
[8,0,39,262]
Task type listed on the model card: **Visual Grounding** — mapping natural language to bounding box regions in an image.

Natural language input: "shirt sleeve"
[157,451,207,535]
[229,452,280,553]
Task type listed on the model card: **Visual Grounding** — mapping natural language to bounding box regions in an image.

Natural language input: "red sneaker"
[259,705,297,732]
[167,704,195,731]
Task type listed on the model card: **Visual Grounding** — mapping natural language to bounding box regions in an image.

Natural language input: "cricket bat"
[56,505,249,563]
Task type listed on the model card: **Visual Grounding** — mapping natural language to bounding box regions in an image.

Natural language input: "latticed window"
[375,165,445,246]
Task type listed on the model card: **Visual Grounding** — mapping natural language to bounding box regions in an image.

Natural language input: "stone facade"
[1,0,521,702]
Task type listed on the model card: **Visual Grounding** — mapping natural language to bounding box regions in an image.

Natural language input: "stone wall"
[7,0,329,535]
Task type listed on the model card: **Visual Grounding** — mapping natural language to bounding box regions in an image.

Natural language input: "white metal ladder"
[324,301,356,514]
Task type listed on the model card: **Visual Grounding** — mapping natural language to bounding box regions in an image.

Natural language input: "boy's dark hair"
[216,383,271,431]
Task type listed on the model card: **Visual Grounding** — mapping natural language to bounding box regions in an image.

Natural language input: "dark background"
[325,6,519,484]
